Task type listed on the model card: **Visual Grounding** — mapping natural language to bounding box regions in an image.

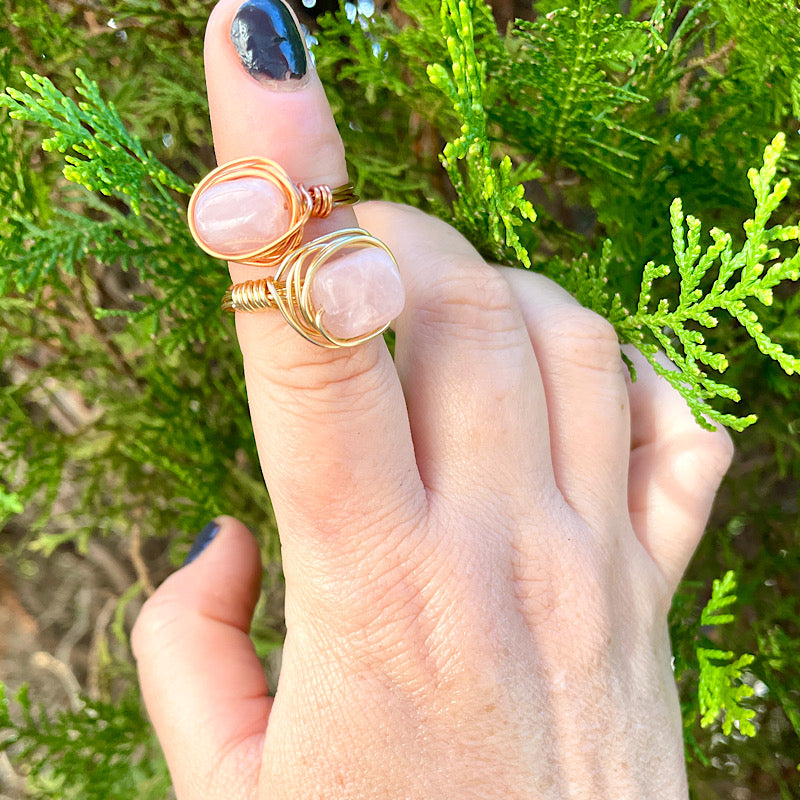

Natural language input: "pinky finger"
[625,347,735,593]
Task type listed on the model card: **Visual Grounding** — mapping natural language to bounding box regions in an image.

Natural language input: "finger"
[202,1,423,556]
[132,517,269,800]
[356,201,556,516]
[625,347,734,590]
[500,268,631,531]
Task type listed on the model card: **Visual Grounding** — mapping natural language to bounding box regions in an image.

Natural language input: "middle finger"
[357,202,557,519]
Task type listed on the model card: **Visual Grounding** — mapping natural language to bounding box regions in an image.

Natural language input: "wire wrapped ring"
[221,228,395,348]
[188,156,359,268]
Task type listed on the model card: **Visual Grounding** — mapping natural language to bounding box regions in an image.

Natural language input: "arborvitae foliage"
[427,0,538,266]
[0,683,171,800]
[0,67,274,554]
[616,134,800,431]
[675,571,758,739]
[502,1,662,181]
[1,0,799,795]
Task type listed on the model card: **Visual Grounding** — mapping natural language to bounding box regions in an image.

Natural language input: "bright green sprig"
[0,69,191,215]
[427,0,537,267]
[696,572,757,737]
[620,133,800,431]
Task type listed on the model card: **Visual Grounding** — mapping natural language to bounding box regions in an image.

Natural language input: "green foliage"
[671,571,759,770]
[0,486,24,520]
[427,0,537,266]
[505,0,662,180]
[696,572,757,737]
[2,69,191,216]
[0,67,274,556]
[617,134,800,431]
[1,0,799,795]
[0,69,195,312]
[0,682,171,799]
[709,0,800,120]
[313,0,451,203]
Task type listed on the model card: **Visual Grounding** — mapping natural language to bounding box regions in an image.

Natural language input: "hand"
[132,0,734,797]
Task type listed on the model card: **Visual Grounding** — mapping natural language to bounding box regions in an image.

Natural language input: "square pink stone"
[310,247,405,340]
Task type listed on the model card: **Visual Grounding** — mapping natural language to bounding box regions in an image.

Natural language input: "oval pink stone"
[310,247,405,340]
[192,177,290,256]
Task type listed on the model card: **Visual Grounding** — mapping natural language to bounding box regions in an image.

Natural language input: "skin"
[131,1,735,797]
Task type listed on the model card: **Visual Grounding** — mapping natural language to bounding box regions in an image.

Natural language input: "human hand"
[132,1,734,797]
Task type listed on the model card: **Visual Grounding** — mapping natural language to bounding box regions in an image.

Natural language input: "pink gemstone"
[310,247,405,340]
[192,177,290,256]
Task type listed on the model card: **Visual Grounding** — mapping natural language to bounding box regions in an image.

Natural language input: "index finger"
[202,0,423,558]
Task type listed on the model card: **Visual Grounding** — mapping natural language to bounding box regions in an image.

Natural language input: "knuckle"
[421,261,520,338]
[680,424,735,480]
[514,521,598,619]
[707,426,735,474]
[518,551,607,646]
[543,306,622,374]
[254,339,391,413]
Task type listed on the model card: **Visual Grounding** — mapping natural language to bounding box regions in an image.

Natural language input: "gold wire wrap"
[187,156,359,268]
[221,228,396,348]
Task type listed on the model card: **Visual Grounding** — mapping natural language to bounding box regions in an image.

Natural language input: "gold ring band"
[188,156,359,268]
[221,228,395,348]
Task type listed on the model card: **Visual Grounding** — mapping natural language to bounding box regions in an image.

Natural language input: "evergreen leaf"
[0,682,171,799]
[0,69,191,217]
[683,572,760,738]
[620,134,800,430]
[504,0,660,179]
[428,0,537,267]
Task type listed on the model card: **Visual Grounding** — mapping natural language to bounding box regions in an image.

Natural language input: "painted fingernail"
[311,249,406,340]
[183,521,221,566]
[230,0,309,86]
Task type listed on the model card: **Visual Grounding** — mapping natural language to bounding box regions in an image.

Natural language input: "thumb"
[132,516,271,800]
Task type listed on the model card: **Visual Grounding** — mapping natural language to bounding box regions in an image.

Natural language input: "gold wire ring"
[187,157,359,268]
[221,227,396,348]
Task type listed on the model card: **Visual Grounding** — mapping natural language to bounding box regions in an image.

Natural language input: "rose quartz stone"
[193,177,290,256]
[310,247,405,339]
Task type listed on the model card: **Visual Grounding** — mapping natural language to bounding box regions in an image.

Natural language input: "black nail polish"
[183,521,221,566]
[231,0,308,85]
